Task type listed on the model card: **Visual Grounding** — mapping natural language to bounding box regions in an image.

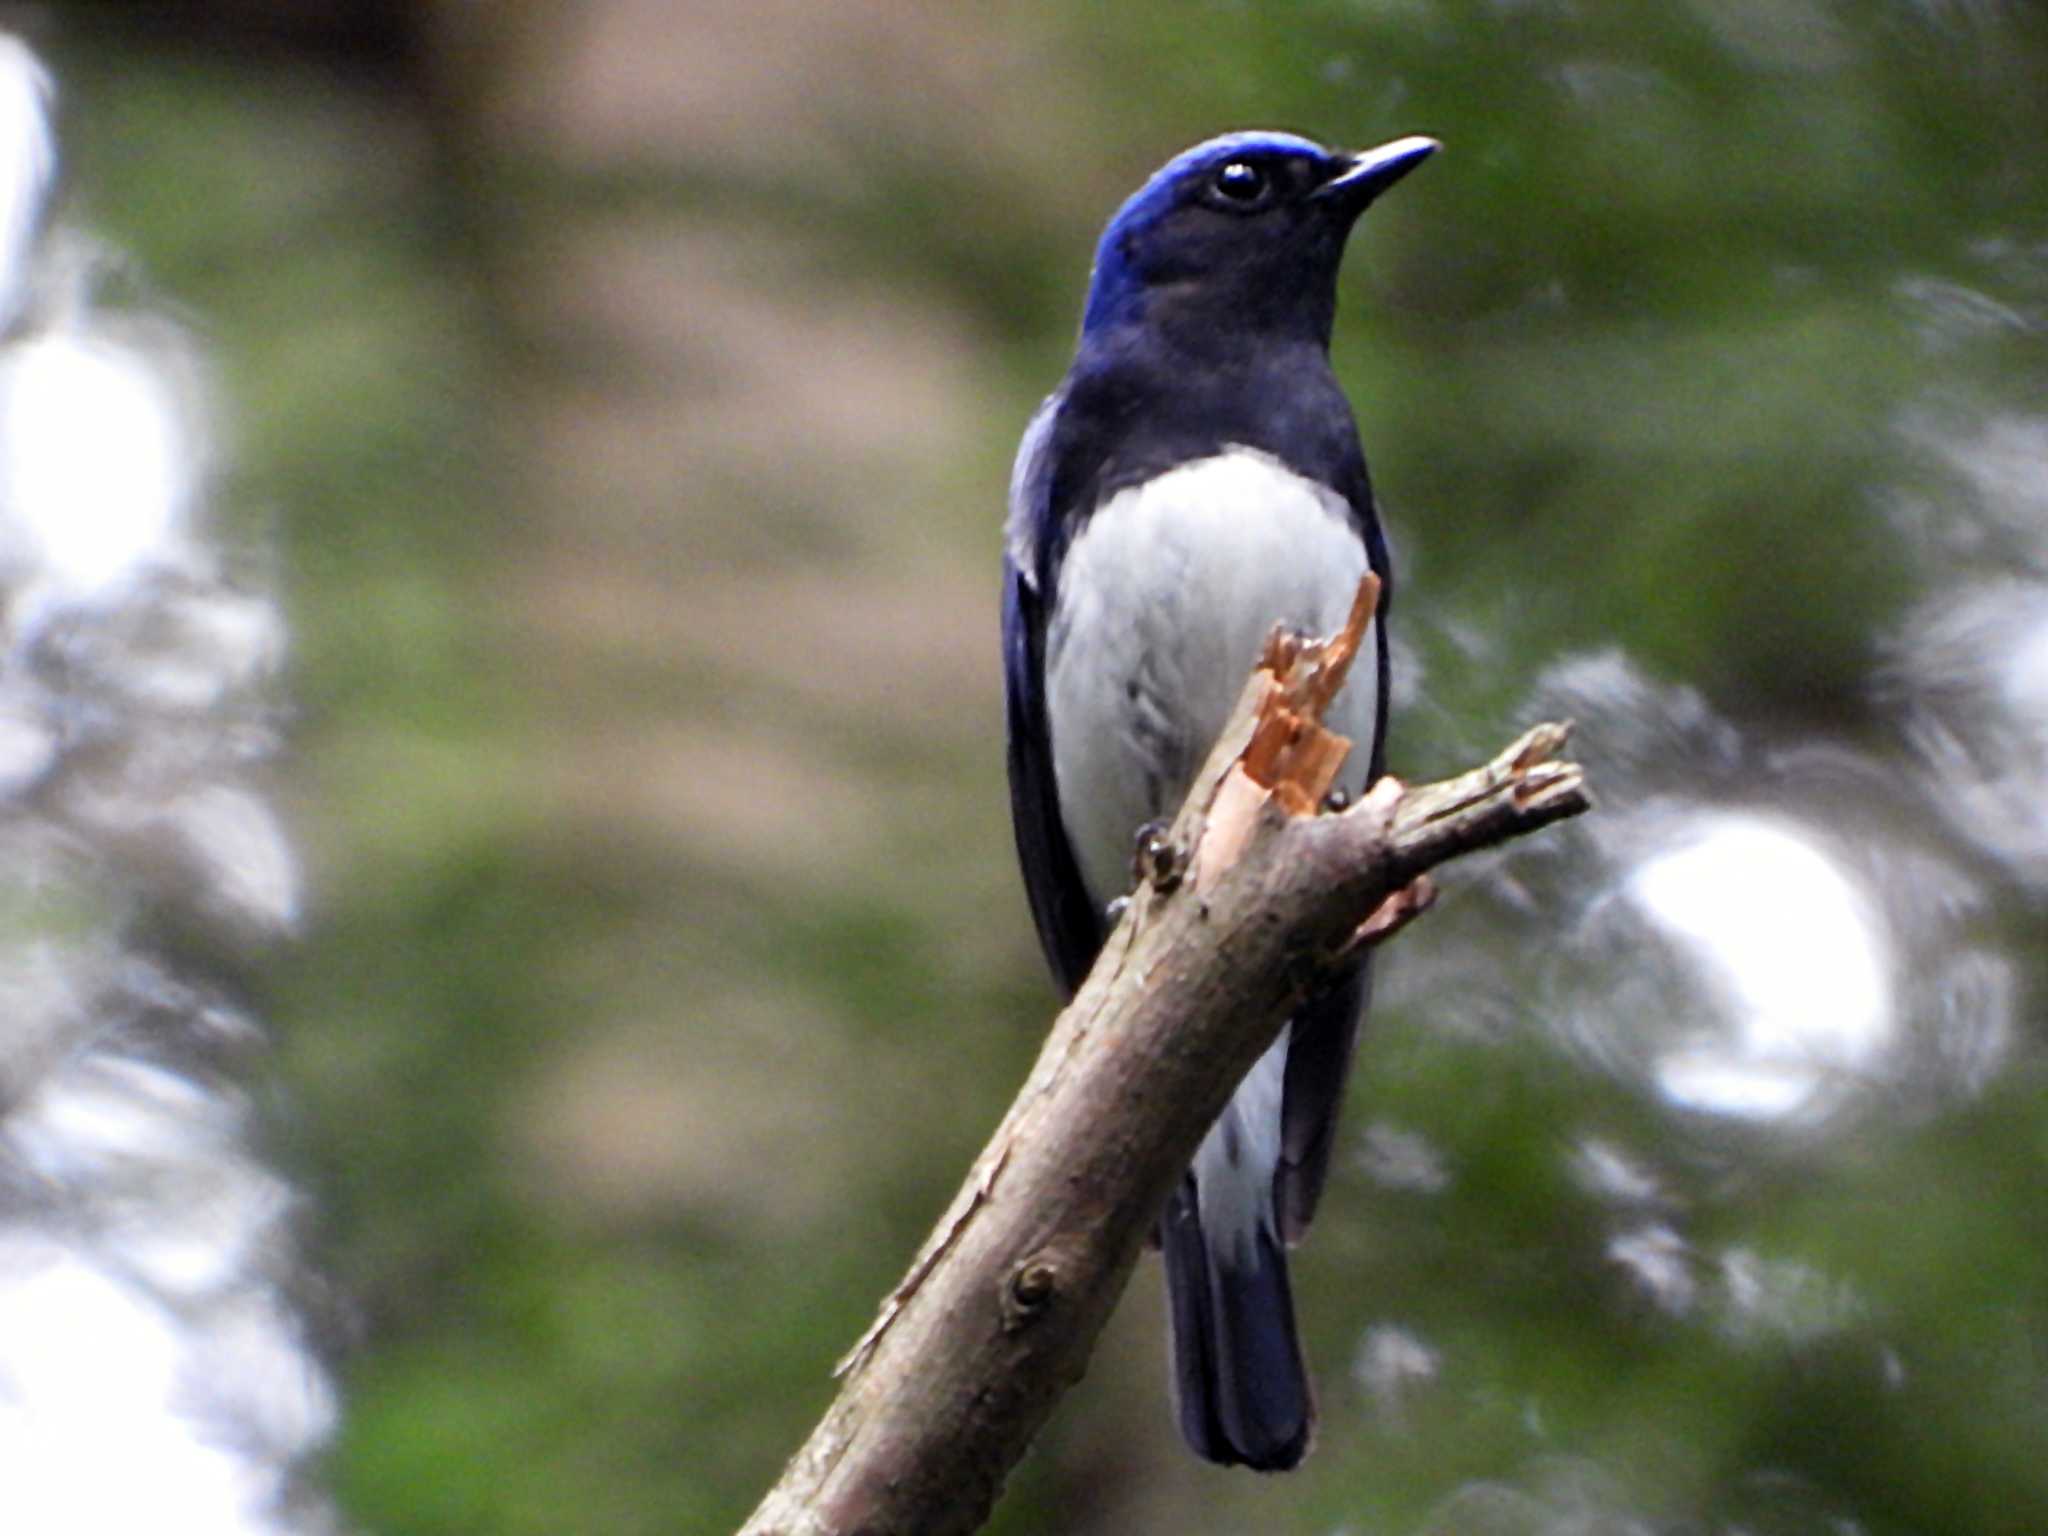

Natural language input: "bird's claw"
[1130,819,1182,893]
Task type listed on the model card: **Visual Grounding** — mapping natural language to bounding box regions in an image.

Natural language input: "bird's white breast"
[1045,447,1378,911]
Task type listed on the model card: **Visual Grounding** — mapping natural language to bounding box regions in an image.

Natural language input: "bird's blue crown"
[1083,130,1339,334]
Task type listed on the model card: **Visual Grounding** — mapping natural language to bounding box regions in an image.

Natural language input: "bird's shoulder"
[1004,389,1063,590]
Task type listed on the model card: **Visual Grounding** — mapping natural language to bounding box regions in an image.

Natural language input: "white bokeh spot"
[1632,815,1892,1119]
[0,332,194,622]
[0,34,53,324]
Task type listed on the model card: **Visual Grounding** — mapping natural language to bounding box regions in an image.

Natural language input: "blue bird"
[1001,129,1437,1471]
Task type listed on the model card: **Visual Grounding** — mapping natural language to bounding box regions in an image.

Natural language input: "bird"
[1000,129,1436,1471]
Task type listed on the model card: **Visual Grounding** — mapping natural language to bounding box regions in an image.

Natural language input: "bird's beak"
[1312,135,1440,212]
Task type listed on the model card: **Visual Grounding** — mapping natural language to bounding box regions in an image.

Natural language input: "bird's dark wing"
[1002,560,1101,995]
[1276,961,1369,1243]
[1003,391,1102,997]
[1359,488,1394,783]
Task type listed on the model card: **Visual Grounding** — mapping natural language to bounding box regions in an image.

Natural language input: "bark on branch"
[739,577,1590,1536]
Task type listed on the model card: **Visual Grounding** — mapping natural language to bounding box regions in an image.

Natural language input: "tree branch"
[738,579,1591,1536]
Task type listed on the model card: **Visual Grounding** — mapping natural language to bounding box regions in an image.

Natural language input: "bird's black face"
[1084,133,1437,345]
[1118,149,1345,330]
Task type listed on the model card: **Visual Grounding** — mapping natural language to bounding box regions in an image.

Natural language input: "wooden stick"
[739,576,1589,1536]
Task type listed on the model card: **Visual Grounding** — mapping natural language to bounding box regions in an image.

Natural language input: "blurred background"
[1,2,2045,1533]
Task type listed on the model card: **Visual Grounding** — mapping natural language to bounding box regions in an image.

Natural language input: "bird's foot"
[1130,818,1183,893]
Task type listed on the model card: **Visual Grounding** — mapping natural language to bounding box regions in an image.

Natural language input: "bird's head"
[1081,131,1438,346]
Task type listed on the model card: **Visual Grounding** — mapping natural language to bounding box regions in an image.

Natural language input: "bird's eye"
[1212,161,1268,205]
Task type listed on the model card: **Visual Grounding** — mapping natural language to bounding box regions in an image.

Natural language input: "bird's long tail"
[1160,1043,1314,1471]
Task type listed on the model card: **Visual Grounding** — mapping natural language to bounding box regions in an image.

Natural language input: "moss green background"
[25,2,2048,1532]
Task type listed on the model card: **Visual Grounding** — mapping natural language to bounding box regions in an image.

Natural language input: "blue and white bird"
[1001,129,1437,1471]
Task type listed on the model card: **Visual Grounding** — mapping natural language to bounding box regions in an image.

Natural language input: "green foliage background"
[36,3,2048,1532]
